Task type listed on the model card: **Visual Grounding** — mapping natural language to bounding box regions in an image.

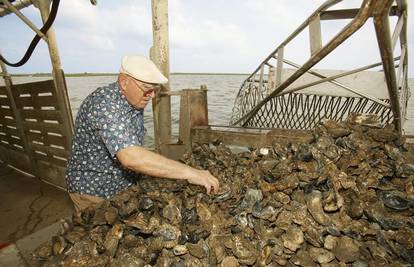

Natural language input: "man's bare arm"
[116,146,219,194]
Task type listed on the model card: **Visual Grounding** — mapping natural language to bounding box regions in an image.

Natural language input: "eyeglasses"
[129,76,160,96]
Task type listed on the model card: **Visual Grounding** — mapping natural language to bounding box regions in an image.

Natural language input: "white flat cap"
[120,55,168,84]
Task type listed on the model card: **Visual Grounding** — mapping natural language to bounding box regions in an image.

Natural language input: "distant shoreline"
[10,72,249,77]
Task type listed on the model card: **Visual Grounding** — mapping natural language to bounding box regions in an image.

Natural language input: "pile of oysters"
[34,115,414,266]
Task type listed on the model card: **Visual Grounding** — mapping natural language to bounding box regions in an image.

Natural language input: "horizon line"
[9,72,250,77]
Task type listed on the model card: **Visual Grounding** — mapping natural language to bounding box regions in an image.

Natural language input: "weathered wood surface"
[151,0,172,155]
[192,125,314,148]
[320,6,398,20]
[0,79,71,187]
[14,95,58,109]
[0,134,24,147]
[21,110,62,122]
[309,14,322,56]
[0,146,31,173]
[23,121,63,134]
[26,131,67,148]
[0,107,14,117]
[12,79,55,95]
[179,88,209,152]
[276,47,284,87]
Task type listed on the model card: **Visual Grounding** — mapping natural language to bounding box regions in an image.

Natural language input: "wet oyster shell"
[33,118,414,266]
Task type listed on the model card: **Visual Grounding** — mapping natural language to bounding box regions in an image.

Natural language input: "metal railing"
[230,0,409,135]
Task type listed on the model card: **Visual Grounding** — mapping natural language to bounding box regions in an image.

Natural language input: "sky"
[1,0,413,77]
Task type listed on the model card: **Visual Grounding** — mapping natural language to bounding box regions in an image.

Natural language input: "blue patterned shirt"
[66,82,146,198]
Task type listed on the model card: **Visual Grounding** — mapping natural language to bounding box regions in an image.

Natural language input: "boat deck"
[0,163,73,244]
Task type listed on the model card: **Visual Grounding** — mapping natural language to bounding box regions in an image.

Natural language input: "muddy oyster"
[104,223,123,257]
[123,212,159,234]
[33,118,414,266]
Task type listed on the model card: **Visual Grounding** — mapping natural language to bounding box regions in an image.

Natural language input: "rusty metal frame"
[277,57,400,107]
[233,0,376,125]
[231,0,408,136]
[373,0,402,134]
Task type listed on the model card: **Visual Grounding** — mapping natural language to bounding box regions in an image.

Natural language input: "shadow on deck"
[0,162,73,266]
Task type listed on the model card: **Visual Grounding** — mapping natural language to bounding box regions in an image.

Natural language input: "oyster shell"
[34,118,414,266]
[282,226,304,252]
[123,213,159,234]
[332,236,360,263]
[104,206,119,225]
[104,223,123,257]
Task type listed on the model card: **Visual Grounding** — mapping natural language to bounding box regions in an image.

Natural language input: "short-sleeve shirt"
[65,82,146,198]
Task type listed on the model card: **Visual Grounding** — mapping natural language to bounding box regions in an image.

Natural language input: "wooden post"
[396,45,406,87]
[373,0,401,134]
[180,86,208,152]
[35,0,73,149]
[0,57,37,175]
[258,65,264,100]
[276,47,284,86]
[309,14,322,56]
[396,0,409,122]
[391,15,404,51]
[268,67,276,94]
[150,0,172,155]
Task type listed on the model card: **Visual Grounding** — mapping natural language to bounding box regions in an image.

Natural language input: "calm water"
[66,74,244,146]
[2,75,414,147]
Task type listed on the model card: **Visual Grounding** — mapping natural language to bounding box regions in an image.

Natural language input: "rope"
[0,0,60,67]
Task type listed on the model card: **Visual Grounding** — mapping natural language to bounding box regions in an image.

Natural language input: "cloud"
[168,0,252,72]
[56,0,152,50]
[1,0,412,76]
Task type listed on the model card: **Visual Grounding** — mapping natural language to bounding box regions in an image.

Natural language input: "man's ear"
[119,74,128,90]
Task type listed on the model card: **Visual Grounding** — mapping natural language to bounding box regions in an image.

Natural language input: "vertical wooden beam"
[373,0,401,134]
[396,0,408,122]
[396,0,407,47]
[0,58,37,175]
[258,65,264,101]
[309,14,322,56]
[179,87,208,152]
[401,61,408,120]
[396,45,406,87]
[391,15,404,51]
[150,0,172,155]
[276,47,284,86]
[0,56,12,91]
[267,67,275,94]
[35,0,73,149]
[179,91,189,146]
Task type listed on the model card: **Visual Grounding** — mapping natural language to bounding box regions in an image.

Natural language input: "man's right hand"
[117,146,220,195]
[187,170,220,195]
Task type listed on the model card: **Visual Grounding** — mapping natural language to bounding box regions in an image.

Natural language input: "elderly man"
[66,55,219,212]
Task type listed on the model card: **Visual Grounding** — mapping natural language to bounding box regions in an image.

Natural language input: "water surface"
[2,74,413,147]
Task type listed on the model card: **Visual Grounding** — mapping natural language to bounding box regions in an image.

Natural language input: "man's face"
[120,74,160,109]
